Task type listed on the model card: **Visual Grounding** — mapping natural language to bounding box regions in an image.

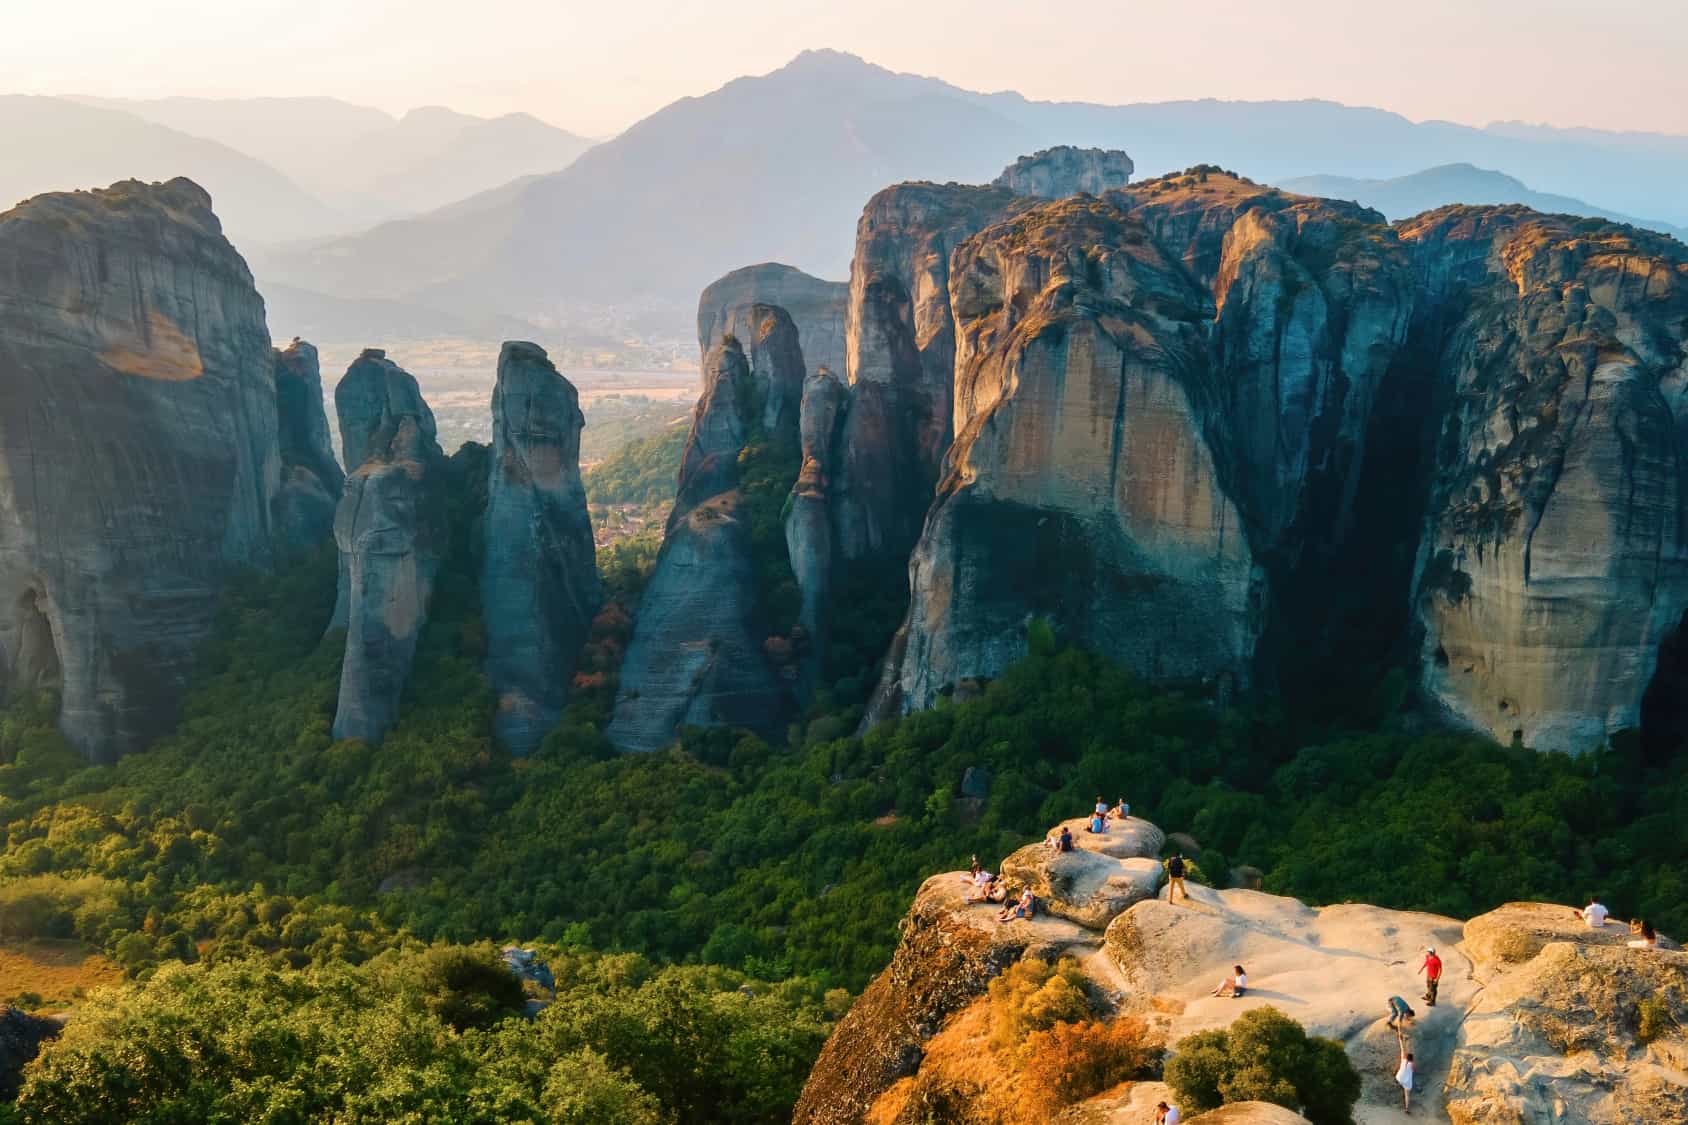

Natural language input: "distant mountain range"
[3,95,593,245]
[253,50,1688,341]
[1277,164,1688,241]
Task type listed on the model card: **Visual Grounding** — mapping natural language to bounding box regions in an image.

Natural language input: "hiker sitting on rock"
[997,887,1035,923]
[1211,965,1246,998]
[1087,808,1107,833]
[1629,920,1659,949]
[1048,825,1075,854]
[1578,894,1610,928]
[1110,795,1129,820]
[965,871,999,904]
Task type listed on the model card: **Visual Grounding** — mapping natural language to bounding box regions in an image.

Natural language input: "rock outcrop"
[480,341,599,756]
[1400,207,1688,753]
[271,338,343,552]
[330,349,446,745]
[834,182,1032,562]
[887,195,1262,714]
[0,1006,59,1100]
[0,177,278,761]
[697,262,848,383]
[797,817,1688,1125]
[992,145,1135,198]
[607,337,793,752]
[786,366,848,692]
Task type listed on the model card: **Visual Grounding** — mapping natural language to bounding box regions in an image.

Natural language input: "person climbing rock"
[1386,995,1416,1029]
[1165,853,1187,902]
[1395,1047,1415,1113]
[1418,946,1442,1006]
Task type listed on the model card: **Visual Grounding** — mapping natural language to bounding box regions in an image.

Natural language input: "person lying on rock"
[1211,965,1247,998]
[997,887,1035,923]
[1629,919,1659,949]
[1165,853,1188,902]
[1578,894,1610,928]
[1386,995,1416,1029]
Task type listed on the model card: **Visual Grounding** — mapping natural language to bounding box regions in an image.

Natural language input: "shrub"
[1019,1017,1161,1108]
[1638,995,1675,1044]
[988,957,1093,1051]
[1164,1007,1360,1125]
[416,944,526,1031]
[541,1049,668,1125]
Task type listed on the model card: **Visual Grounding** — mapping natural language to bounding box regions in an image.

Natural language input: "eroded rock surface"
[481,341,599,756]
[272,338,344,552]
[786,367,849,692]
[993,145,1135,198]
[0,177,278,761]
[330,349,446,745]
[1401,207,1688,753]
[697,262,848,384]
[607,338,792,752]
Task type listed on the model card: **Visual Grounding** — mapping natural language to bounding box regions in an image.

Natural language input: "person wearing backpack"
[1165,853,1188,903]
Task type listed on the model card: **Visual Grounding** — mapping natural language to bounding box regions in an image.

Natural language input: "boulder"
[329,349,446,744]
[992,145,1135,198]
[1400,207,1688,753]
[481,341,599,755]
[999,842,1162,930]
[271,337,344,552]
[0,177,278,761]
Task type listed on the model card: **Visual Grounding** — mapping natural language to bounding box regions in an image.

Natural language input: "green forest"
[3,430,1688,1122]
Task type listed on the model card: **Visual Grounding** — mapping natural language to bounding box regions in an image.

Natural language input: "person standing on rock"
[1165,853,1188,903]
[1418,946,1442,1006]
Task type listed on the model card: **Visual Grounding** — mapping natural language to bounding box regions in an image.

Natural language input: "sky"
[5,0,1686,138]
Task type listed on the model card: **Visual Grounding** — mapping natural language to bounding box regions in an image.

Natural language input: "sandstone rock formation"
[1400,207,1688,753]
[888,195,1262,714]
[786,367,848,692]
[607,337,793,752]
[0,177,278,761]
[834,182,1032,562]
[992,145,1135,198]
[330,349,446,745]
[481,341,599,756]
[697,262,848,383]
[796,817,1688,1125]
[271,338,344,552]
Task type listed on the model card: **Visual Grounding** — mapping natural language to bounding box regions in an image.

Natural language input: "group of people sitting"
[1087,794,1129,834]
[961,857,1035,922]
[1579,894,1664,949]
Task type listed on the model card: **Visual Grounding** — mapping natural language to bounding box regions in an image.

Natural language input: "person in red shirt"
[1418,946,1443,1007]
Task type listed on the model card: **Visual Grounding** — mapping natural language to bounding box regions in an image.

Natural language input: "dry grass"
[0,938,123,1012]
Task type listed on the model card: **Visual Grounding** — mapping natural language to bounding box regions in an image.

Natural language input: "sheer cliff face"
[272,338,344,552]
[1402,208,1688,753]
[893,197,1261,712]
[607,337,795,752]
[0,177,277,761]
[835,183,1032,561]
[330,350,446,745]
[481,341,600,756]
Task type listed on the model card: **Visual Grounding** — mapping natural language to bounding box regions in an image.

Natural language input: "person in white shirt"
[1395,1048,1415,1113]
[1579,896,1610,928]
[1154,1102,1180,1125]
[1212,965,1247,998]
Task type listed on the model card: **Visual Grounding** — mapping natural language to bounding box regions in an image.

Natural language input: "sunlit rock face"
[0,177,278,761]
[330,349,446,746]
[1400,207,1688,753]
[481,341,599,756]
[992,145,1135,198]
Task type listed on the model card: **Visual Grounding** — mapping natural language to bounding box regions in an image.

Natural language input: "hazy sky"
[7,0,1685,137]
